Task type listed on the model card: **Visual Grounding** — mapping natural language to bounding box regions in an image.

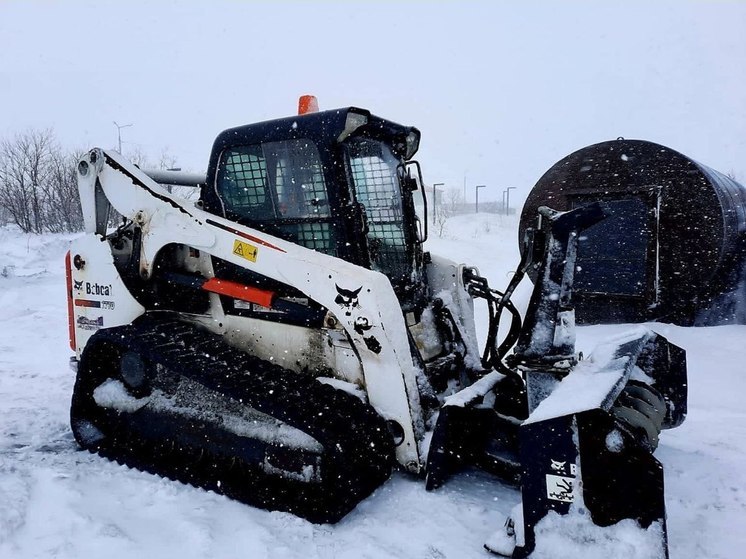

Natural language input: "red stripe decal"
[206,219,287,253]
[239,232,286,252]
[75,299,102,308]
[202,278,275,308]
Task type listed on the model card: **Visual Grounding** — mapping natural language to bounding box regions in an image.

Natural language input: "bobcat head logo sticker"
[335,285,362,316]
[354,316,372,334]
[73,279,84,291]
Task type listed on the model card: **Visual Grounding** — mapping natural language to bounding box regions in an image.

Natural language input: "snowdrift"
[0,216,744,558]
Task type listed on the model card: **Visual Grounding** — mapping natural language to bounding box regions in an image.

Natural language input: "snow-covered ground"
[0,214,744,558]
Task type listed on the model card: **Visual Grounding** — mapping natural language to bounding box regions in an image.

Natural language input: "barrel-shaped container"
[520,139,746,325]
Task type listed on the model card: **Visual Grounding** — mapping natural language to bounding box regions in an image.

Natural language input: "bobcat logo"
[550,459,566,473]
[73,279,84,291]
[354,316,372,334]
[335,285,362,316]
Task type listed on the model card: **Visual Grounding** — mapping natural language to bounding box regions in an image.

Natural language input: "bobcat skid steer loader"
[66,97,687,557]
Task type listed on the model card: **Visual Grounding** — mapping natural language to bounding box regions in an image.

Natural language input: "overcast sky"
[1,0,744,204]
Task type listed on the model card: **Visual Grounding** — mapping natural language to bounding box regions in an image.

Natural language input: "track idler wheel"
[120,350,150,398]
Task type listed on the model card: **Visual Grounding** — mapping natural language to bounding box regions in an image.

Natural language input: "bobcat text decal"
[74,281,113,297]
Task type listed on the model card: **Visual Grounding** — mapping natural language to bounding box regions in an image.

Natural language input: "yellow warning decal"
[232,239,258,262]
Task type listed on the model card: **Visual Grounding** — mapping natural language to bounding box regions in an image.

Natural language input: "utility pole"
[475,185,486,213]
[113,121,133,153]
[505,186,516,216]
[432,183,444,223]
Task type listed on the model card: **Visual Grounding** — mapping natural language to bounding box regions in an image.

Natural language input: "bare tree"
[0,130,55,233]
[445,187,463,215]
[0,137,31,231]
[0,129,186,234]
[158,148,178,171]
[157,148,180,194]
[42,148,84,233]
[128,145,150,169]
[433,187,463,237]
[434,205,449,237]
[0,130,84,233]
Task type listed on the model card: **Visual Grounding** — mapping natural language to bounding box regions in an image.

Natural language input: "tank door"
[570,188,661,322]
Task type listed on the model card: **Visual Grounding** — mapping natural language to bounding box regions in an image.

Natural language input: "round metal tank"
[520,139,746,325]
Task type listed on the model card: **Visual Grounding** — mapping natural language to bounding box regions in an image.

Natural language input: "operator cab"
[201,107,428,309]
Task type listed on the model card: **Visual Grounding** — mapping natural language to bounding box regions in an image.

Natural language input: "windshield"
[215,139,336,255]
[217,139,329,220]
[346,138,411,281]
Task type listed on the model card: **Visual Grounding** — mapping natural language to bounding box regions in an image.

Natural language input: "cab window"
[216,139,336,255]
[217,139,329,221]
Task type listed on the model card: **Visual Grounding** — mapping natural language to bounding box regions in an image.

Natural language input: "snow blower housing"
[66,100,687,557]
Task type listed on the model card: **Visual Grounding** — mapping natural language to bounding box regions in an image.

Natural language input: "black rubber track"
[70,315,395,523]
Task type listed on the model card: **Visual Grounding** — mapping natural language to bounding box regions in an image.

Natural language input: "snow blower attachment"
[500,204,685,557]
[427,203,686,557]
[66,100,687,557]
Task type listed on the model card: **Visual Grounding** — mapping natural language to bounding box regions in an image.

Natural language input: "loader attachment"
[425,371,524,491]
[508,329,685,558]
[426,203,686,558]
[499,203,685,557]
[426,331,685,558]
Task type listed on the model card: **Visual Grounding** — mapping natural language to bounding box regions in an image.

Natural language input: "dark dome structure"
[520,139,746,325]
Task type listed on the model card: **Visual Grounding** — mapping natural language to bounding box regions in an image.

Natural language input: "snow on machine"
[66,97,687,556]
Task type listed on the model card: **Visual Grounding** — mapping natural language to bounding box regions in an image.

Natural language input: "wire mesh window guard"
[216,140,336,255]
[347,138,410,279]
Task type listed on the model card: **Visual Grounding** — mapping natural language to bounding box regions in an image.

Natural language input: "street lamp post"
[113,121,133,153]
[505,186,516,216]
[432,183,444,224]
[475,184,486,213]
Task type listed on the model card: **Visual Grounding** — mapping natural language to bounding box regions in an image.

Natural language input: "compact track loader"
[66,97,687,556]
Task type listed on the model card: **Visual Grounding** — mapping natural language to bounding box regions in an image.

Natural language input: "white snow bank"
[0,225,79,278]
[531,511,665,559]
